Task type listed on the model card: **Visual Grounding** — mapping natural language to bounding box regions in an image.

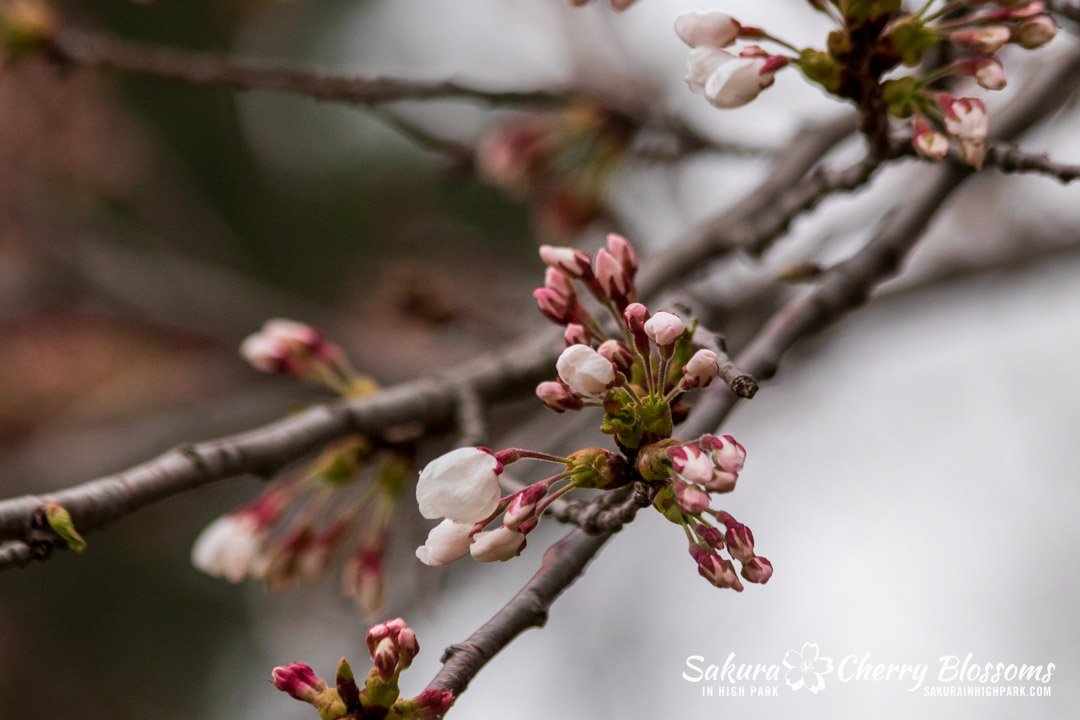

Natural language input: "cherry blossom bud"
[597,339,633,373]
[681,349,720,389]
[606,232,638,274]
[643,310,685,348]
[675,11,741,49]
[623,302,651,354]
[504,483,548,530]
[415,447,502,523]
[701,434,746,475]
[415,519,475,566]
[958,57,1006,90]
[240,318,342,378]
[556,344,617,398]
[690,544,744,591]
[272,663,327,703]
[1014,15,1057,49]
[539,245,592,278]
[673,477,711,513]
[699,526,725,549]
[595,248,631,305]
[533,287,579,325]
[367,618,419,679]
[950,26,1011,54]
[685,47,729,94]
[741,555,774,584]
[535,380,584,413]
[395,689,455,720]
[476,118,548,194]
[912,116,949,160]
[940,95,989,169]
[724,523,756,562]
[667,443,715,485]
[342,547,385,618]
[191,512,268,583]
[563,323,590,347]
[470,526,527,562]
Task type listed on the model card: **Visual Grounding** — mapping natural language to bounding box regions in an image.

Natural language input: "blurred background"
[1,0,1078,718]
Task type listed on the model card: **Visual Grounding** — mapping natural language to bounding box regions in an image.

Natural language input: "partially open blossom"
[539,245,592,278]
[958,57,1006,90]
[272,663,327,703]
[681,349,720,389]
[470,527,527,562]
[912,115,949,160]
[940,95,989,169]
[675,11,741,49]
[536,380,584,413]
[643,311,685,348]
[741,555,774,584]
[1014,15,1056,49]
[949,26,1011,54]
[556,344,617,398]
[503,483,548,530]
[367,618,420,679]
[695,50,780,109]
[415,447,502,523]
[702,434,746,476]
[415,518,474,566]
[191,512,267,583]
[686,48,730,93]
[673,477,711,513]
[668,443,715,485]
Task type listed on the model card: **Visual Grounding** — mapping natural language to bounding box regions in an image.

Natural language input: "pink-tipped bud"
[539,245,593,278]
[673,478,711,513]
[950,26,1011,54]
[535,380,584,413]
[1014,15,1056,49]
[342,547,385,619]
[397,689,455,719]
[741,555,773,584]
[470,526,527,562]
[957,57,1006,90]
[940,95,989,169]
[667,443,715,485]
[563,323,590,347]
[681,349,720,389]
[240,319,341,378]
[504,483,548,530]
[699,526,725,549]
[544,267,576,297]
[643,310,685,349]
[700,434,746,474]
[606,232,638,274]
[594,248,632,306]
[689,544,744,591]
[366,618,419,679]
[597,339,633,373]
[674,11,741,49]
[724,523,755,562]
[623,302,651,355]
[272,663,327,703]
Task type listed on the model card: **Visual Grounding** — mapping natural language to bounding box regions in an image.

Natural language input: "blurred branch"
[1048,0,1080,26]
[967,141,1079,183]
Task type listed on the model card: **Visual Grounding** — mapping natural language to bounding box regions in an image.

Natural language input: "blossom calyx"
[566,447,631,489]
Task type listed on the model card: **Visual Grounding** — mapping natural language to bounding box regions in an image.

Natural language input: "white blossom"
[416,447,502,522]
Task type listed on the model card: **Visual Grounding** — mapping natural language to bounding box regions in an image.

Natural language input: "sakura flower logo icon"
[782,643,834,694]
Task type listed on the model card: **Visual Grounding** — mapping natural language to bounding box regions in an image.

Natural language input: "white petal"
[415,447,501,522]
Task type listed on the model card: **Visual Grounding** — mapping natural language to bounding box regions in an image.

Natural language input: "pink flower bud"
[398,689,455,719]
[415,519,474,566]
[342,547,384,618]
[240,319,341,378]
[681,349,720,389]
[957,57,1006,90]
[597,339,633,373]
[701,434,746,475]
[476,118,549,194]
[643,310,685,348]
[539,245,592,278]
[724,523,755,562]
[675,11,741,49]
[674,478,711,513]
[556,344,617,398]
[533,287,581,326]
[594,248,631,306]
[367,618,419,679]
[563,323,590,346]
[741,555,773,584]
[912,115,949,161]
[606,232,638,274]
[504,483,548,530]
[667,443,715,485]
[699,526,724,548]
[272,663,327,703]
[950,26,1011,54]
[1014,15,1056,49]
[623,302,651,354]
[690,50,780,108]
[535,380,584,413]
[690,544,744,591]
[470,526,527,562]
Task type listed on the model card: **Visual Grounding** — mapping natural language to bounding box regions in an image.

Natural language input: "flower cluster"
[476,108,632,238]
[675,2,1057,168]
[193,320,407,617]
[272,618,453,720]
[413,234,769,591]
